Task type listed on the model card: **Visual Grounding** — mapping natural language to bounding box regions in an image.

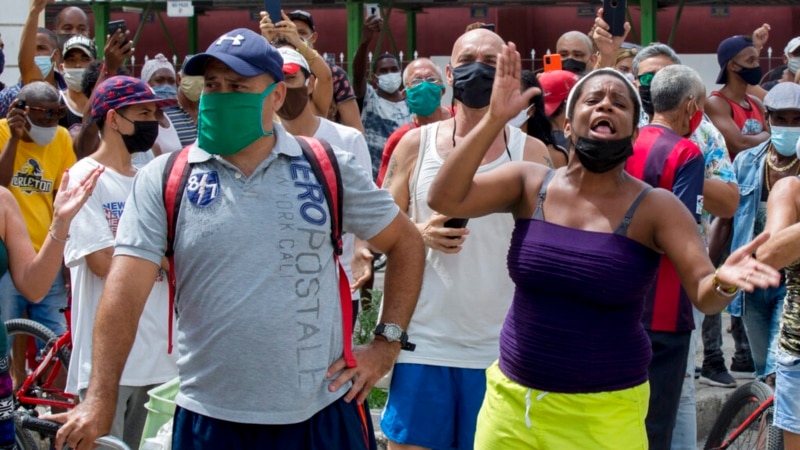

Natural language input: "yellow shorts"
[474,361,649,450]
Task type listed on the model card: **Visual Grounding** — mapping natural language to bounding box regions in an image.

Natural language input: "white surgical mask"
[34,52,55,79]
[63,67,86,93]
[509,105,533,128]
[25,116,57,146]
[788,56,800,75]
[771,125,800,157]
[377,72,402,94]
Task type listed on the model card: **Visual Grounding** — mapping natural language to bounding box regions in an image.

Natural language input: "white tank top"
[397,121,524,368]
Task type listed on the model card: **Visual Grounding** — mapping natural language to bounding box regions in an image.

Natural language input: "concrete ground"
[371,271,749,449]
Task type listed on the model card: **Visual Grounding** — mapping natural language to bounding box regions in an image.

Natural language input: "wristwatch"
[374,323,416,351]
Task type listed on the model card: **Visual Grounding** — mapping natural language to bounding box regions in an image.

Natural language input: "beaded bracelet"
[713,268,739,298]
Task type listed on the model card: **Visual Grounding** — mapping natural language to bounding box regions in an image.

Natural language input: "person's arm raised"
[5,167,101,301]
[353,15,382,99]
[428,42,540,219]
[590,7,630,70]
[20,0,51,84]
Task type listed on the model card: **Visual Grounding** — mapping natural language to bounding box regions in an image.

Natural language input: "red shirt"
[626,125,705,332]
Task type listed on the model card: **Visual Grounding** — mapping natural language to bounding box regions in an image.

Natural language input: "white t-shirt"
[313,119,373,300]
[64,157,177,394]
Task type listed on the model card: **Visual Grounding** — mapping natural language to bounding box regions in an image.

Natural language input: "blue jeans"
[741,284,785,378]
[670,307,702,450]
[0,271,67,337]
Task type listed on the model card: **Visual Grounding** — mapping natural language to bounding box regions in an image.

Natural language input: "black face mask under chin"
[574,135,634,173]
[118,119,159,154]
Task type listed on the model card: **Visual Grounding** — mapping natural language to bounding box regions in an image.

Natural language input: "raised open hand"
[489,42,541,124]
[52,166,104,225]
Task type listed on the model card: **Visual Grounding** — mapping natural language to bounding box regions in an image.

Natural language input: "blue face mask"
[34,52,54,79]
[771,125,800,157]
[153,84,178,99]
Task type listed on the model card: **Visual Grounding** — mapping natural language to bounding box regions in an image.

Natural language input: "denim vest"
[728,141,770,315]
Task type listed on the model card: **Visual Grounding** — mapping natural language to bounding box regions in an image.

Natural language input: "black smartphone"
[602,0,627,37]
[265,0,282,24]
[444,218,468,239]
[107,20,128,46]
[444,218,469,229]
[15,100,26,110]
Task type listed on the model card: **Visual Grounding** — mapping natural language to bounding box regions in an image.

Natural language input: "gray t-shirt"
[114,123,399,424]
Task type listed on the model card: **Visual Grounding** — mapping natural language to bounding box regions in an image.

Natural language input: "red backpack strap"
[161,146,192,354]
[295,136,357,368]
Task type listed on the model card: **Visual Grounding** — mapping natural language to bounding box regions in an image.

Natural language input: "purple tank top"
[499,172,660,393]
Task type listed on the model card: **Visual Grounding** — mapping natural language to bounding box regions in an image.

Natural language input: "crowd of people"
[0,2,799,449]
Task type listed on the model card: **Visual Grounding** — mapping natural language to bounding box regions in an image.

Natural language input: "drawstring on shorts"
[524,389,549,429]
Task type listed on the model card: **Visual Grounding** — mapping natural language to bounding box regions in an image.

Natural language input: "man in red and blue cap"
[49,28,424,450]
[63,75,178,449]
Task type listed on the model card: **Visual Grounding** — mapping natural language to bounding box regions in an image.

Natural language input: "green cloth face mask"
[197,83,278,155]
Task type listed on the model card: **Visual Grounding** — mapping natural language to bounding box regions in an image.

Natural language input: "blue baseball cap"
[716,35,754,84]
[183,28,284,82]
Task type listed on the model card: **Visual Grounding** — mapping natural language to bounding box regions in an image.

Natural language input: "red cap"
[539,70,579,117]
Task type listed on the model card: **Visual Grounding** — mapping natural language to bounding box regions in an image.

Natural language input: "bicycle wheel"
[704,381,774,450]
[5,319,71,409]
[13,412,39,450]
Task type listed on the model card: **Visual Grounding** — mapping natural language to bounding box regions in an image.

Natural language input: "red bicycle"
[5,307,76,412]
[704,380,784,450]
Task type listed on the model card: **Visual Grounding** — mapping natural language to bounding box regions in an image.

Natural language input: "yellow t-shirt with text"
[0,120,76,251]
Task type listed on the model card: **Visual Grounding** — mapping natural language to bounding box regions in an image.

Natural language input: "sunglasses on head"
[27,105,67,120]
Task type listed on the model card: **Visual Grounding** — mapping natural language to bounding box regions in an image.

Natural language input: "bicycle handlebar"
[20,415,132,450]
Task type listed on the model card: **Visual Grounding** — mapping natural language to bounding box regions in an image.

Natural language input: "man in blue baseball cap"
[706,33,771,159]
[47,28,424,450]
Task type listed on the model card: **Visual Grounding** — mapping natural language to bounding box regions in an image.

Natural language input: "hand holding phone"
[602,0,627,37]
[107,20,129,47]
[543,54,562,72]
[364,3,380,19]
[444,217,468,233]
[264,0,282,25]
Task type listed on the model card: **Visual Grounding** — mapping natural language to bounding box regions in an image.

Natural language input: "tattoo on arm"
[383,157,398,189]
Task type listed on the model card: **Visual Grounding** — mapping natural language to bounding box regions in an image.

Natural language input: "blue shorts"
[380,363,487,450]
[0,271,67,337]
[774,349,800,434]
[172,396,377,450]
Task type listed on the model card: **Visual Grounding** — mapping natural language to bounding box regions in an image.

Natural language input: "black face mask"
[119,119,159,154]
[574,135,634,173]
[638,85,654,118]
[735,65,763,86]
[277,86,309,121]
[451,62,495,109]
[562,58,587,75]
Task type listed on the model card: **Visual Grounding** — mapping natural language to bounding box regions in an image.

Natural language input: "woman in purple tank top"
[428,44,781,450]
